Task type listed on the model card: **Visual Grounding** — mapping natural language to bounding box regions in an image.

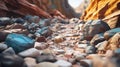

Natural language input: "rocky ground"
[0,15,120,67]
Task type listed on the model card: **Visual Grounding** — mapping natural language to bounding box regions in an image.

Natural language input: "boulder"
[80,20,110,41]
[0,54,27,67]
[104,28,120,40]
[18,48,40,57]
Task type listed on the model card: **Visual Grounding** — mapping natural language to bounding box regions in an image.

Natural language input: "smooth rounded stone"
[80,19,110,41]
[34,42,48,50]
[75,54,86,62]
[36,54,57,63]
[80,59,92,67]
[2,47,15,55]
[24,57,37,67]
[55,60,72,67]
[0,43,8,52]
[0,54,27,67]
[68,58,76,64]
[77,44,88,49]
[18,48,40,57]
[104,28,120,40]
[90,33,105,46]
[39,19,51,27]
[14,18,25,24]
[53,35,65,43]
[85,46,96,54]
[54,49,65,54]
[36,62,59,67]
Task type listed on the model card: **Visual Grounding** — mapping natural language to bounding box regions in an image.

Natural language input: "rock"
[104,28,120,40]
[77,44,88,49]
[75,54,85,62]
[36,54,57,63]
[0,43,8,52]
[0,32,9,42]
[35,36,46,42]
[35,27,52,37]
[80,59,92,67]
[36,62,59,67]
[53,35,65,43]
[69,18,79,23]
[5,33,35,53]
[90,33,105,46]
[80,20,110,41]
[55,60,72,67]
[18,48,40,57]
[105,50,113,57]
[68,58,76,64]
[108,32,120,50]
[14,18,25,24]
[2,47,15,55]
[34,42,48,50]
[54,49,65,54]
[85,46,96,54]
[39,19,51,27]
[96,41,108,51]
[24,57,37,67]
[0,54,27,67]
[0,17,12,26]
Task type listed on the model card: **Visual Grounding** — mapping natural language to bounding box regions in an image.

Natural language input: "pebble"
[55,60,72,67]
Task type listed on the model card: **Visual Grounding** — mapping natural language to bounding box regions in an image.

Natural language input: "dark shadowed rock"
[104,28,120,40]
[36,62,59,67]
[80,59,92,67]
[2,47,15,55]
[0,43,8,52]
[0,54,27,67]
[85,46,96,54]
[90,33,105,46]
[0,32,9,42]
[80,20,110,41]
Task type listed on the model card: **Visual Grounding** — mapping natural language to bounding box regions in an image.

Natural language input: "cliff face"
[0,0,77,18]
[81,0,120,28]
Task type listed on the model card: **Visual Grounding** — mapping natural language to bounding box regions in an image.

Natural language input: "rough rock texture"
[81,0,120,28]
[0,0,79,18]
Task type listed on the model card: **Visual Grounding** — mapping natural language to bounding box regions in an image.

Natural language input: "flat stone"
[36,62,59,67]
[18,48,40,57]
[55,60,72,67]
[34,42,48,50]
[24,57,37,67]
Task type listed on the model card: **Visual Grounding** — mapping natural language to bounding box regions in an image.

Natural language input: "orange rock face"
[81,0,120,28]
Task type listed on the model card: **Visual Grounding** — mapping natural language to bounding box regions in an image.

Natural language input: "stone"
[85,46,96,54]
[36,54,57,63]
[0,43,8,52]
[53,35,65,43]
[24,57,37,67]
[96,41,108,51]
[18,48,40,57]
[2,47,15,55]
[36,62,59,67]
[90,33,105,46]
[35,36,46,42]
[80,20,110,41]
[55,60,72,67]
[69,18,79,23]
[34,42,48,50]
[68,58,76,64]
[75,54,85,62]
[104,28,120,40]
[108,32,120,50]
[0,31,9,42]
[80,59,92,67]
[0,54,27,67]
[77,44,88,49]
[39,19,51,28]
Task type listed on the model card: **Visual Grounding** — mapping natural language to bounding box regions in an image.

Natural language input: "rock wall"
[0,0,77,18]
[81,0,120,28]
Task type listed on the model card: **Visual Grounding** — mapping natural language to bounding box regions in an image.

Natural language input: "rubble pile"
[0,16,120,67]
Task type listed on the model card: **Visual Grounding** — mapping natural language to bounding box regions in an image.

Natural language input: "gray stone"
[80,59,92,67]
[80,19,110,41]
[36,62,59,67]
[55,60,72,67]
[18,48,40,57]
[2,47,15,55]
[85,46,96,54]
[0,43,8,52]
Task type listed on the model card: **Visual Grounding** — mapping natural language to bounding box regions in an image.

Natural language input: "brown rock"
[34,42,48,50]
[24,57,37,67]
